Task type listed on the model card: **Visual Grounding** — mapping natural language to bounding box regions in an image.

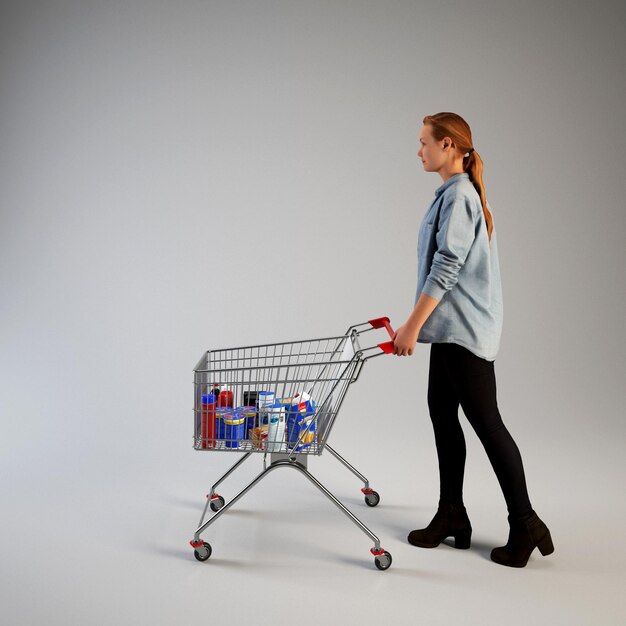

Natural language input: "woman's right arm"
[393,292,440,356]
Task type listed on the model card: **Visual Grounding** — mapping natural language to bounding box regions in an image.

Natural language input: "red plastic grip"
[368,317,395,355]
[368,317,394,338]
[378,342,395,354]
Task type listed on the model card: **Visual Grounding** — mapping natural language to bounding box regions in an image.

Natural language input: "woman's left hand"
[393,323,420,356]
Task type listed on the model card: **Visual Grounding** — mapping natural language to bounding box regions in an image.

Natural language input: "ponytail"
[463,149,494,241]
[424,112,494,241]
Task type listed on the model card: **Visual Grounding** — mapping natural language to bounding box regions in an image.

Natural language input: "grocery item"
[266,405,286,452]
[236,406,257,439]
[250,425,269,450]
[216,407,233,441]
[224,414,245,449]
[201,393,217,449]
[258,391,274,408]
[286,393,316,450]
[218,388,234,408]
[243,391,258,408]
[257,391,275,425]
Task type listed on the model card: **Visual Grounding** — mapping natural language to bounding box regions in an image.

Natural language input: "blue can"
[216,407,232,441]
[224,414,246,449]
[235,406,257,439]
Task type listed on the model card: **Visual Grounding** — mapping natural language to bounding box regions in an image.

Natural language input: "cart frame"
[189,318,395,570]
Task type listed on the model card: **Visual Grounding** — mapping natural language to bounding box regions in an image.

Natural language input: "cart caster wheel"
[364,491,380,507]
[210,496,225,512]
[194,542,212,562]
[374,551,392,571]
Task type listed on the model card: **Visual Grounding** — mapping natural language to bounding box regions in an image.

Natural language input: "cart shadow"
[382,566,453,579]
[324,550,464,580]
[194,557,251,569]
[340,497,417,511]
[154,543,477,579]
[371,514,431,541]
[162,495,207,510]
[152,546,254,569]
[152,546,201,562]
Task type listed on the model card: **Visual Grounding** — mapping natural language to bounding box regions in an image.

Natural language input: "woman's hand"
[393,323,420,356]
[392,294,439,357]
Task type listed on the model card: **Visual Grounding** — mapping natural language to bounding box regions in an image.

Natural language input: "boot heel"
[537,531,554,556]
[454,530,472,549]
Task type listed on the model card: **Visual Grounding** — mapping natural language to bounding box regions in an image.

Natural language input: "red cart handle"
[368,317,395,354]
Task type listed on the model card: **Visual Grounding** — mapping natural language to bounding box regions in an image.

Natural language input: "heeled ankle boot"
[490,510,554,567]
[407,502,472,549]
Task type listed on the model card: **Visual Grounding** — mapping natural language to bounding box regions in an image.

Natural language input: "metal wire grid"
[193,333,360,455]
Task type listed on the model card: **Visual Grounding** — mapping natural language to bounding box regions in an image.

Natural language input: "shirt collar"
[434,172,469,198]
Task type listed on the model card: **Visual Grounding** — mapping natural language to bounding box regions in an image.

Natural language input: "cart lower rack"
[189,317,396,570]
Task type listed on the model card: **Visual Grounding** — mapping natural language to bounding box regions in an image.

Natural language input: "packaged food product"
[224,414,246,449]
[236,406,257,438]
[250,425,269,450]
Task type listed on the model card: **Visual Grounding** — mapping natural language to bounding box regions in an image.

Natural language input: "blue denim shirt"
[416,172,503,361]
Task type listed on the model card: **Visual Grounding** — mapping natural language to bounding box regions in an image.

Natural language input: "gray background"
[1,1,625,624]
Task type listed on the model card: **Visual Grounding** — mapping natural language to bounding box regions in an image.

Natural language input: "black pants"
[427,342,532,519]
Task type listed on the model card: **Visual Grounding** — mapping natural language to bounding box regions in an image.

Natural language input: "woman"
[393,112,554,568]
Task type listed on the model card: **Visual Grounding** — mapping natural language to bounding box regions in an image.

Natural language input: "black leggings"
[427,342,532,518]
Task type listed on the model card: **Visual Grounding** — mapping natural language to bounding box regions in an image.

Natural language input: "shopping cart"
[189,317,396,570]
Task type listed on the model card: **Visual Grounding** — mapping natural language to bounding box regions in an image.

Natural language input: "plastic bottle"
[201,393,217,449]
[267,405,285,452]
[218,387,234,408]
[257,391,275,426]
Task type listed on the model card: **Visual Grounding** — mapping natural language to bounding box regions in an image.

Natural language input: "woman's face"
[418,124,449,172]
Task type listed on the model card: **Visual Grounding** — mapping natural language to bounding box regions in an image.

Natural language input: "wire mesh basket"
[193,331,363,455]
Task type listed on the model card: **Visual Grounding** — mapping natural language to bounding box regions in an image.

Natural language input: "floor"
[4,425,625,626]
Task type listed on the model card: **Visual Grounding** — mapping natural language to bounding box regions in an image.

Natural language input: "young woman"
[393,112,554,568]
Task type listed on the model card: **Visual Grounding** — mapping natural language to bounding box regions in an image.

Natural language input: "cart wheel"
[210,496,225,512]
[194,542,212,562]
[374,551,392,571]
[364,491,380,507]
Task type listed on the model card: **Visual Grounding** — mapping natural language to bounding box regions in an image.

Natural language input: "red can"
[218,389,234,408]
[201,393,217,449]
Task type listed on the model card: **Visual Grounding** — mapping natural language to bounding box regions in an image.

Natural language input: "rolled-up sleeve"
[422,193,477,300]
